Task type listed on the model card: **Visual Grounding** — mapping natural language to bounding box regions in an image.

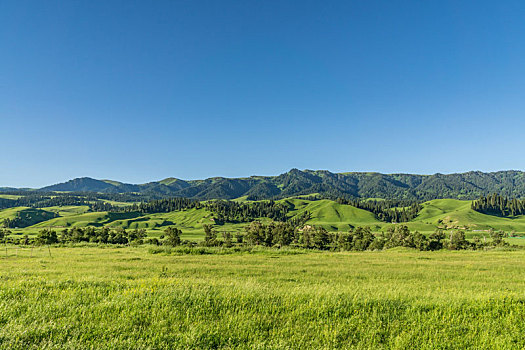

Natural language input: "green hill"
[6,197,525,238]
[416,199,471,220]
[413,199,525,233]
[31,212,112,228]
[27,207,215,233]
[280,198,525,234]
[31,212,157,229]
[0,207,57,228]
[41,205,91,217]
[283,199,383,231]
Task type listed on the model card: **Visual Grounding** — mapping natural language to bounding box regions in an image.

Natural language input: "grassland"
[5,198,525,240]
[281,198,382,231]
[0,246,523,349]
[280,198,525,234]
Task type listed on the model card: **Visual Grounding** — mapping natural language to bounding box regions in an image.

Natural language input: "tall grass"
[0,246,524,349]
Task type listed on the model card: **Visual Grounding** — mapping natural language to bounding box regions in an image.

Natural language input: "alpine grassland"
[0,245,524,349]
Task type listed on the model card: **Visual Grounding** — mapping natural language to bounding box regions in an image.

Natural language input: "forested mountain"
[40,178,125,192]
[20,169,525,200]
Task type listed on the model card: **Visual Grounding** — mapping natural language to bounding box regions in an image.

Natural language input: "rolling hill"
[0,207,57,228]
[282,198,383,231]
[5,198,525,236]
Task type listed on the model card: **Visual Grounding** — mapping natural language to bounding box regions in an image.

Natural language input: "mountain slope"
[32,169,525,201]
[41,177,119,192]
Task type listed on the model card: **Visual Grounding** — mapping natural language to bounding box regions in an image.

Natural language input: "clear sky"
[2,1,525,187]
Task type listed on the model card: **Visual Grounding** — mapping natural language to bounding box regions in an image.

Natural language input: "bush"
[164,227,181,246]
[36,229,58,245]
[445,231,471,250]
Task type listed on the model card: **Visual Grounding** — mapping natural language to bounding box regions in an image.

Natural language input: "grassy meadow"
[0,246,524,349]
[6,198,525,241]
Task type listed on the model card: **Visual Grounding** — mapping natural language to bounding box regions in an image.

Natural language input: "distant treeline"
[0,191,164,210]
[0,193,131,210]
[121,197,201,213]
[206,200,289,223]
[0,194,89,210]
[472,194,525,217]
[111,197,421,224]
[335,198,422,223]
[119,198,296,224]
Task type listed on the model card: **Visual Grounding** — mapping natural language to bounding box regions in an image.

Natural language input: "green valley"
[3,197,525,241]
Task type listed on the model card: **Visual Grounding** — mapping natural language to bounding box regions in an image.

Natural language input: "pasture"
[0,246,523,349]
[6,198,525,240]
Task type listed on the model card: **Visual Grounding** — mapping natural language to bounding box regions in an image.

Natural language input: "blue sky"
[2,0,525,187]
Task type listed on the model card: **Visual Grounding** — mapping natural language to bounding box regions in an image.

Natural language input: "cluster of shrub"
[169,223,510,251]
[0,223,511,251]
[233,223,510,251]
[0,227,149,245]
[335,226,510,251]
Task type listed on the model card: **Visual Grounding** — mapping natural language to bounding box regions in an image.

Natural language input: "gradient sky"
[2,1,525,187]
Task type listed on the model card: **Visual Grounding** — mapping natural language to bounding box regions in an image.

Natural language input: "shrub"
[164,227,181,246]
[36,229,58,245]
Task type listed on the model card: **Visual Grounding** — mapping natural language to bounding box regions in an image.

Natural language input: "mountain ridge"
[25,169,525,201]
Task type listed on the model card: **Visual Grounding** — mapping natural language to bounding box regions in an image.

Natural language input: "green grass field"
[282,198,525,234]
[5,198,525,240]
[0,246,523,349]
[282,198,382,231]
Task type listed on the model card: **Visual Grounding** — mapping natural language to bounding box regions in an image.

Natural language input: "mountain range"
[13,169,525,200]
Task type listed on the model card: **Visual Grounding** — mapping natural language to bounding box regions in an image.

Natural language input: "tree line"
[235,223,508,251]
[1,227,149,245]
[114,198,293,224]
[0,223,509,251]
[169,223,508,251]
[335,198,422,223]
[204,200,289,223]
[0,191,164,211]
[472,194,525,217]
[117,196,417,225]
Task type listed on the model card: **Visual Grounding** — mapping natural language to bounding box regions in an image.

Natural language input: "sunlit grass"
[0,246,524,348]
